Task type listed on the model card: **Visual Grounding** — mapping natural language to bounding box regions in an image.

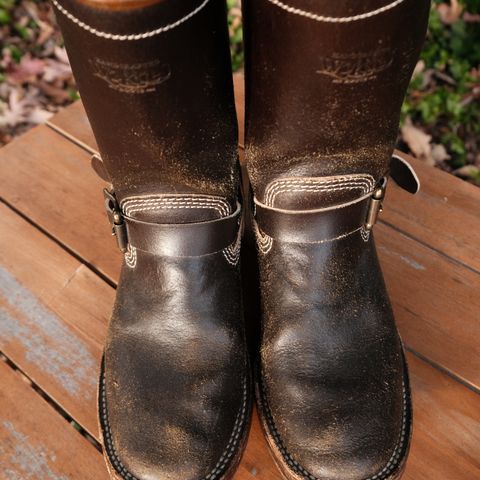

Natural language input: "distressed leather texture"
[100,230,250,480]
[242,0,430,479]
[53,0,252,479]
[55,0,240,205]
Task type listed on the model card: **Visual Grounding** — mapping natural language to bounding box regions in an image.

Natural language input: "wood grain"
[376,223,480,389]
[0,360,109,479]
[383,161,480,273]
[48,101,98,153]
[404,354,480,479]
[0,203,112,437]
[0,124,122,282]
[1,72,479,479]
[1,120,478,389]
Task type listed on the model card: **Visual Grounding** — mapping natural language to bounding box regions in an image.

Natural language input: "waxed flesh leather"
[242,0,430,478]
[52,1,252,478]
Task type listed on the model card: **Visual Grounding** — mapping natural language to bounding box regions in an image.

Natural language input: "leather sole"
[97,358,253,480]
[255,353,413,480]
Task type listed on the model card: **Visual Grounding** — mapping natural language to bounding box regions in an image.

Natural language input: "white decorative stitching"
[120,193,239,264]
[51,0,210,41]
[255,175,376,250]
[264,175,375,207]
[265,0,407,23]
[223,224,242,267]
[121,194,230,217]
[124,244,137,269]
[253,220,273,255]
[360,227,371,243]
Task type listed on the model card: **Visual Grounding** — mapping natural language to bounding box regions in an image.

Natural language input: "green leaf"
[0,7,10,24]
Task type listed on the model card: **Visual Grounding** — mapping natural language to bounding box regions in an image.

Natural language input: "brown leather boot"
[52,0,252,478]
[242,1,430,479]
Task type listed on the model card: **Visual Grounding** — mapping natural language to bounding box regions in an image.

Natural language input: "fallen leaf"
[42,58,73,83]
[413,60,425,77]
[401,117,434,166]
[453,165,480,180]
[0,86,50,129]
[23,0,53,42]
[431,143,451,164]
[437,0,463,25]
[0,89,29,128]
[54,46,70,65]
[37,80,71,102]
[28,107,53,124]
[7,54,45,84]
[464,12,480,23]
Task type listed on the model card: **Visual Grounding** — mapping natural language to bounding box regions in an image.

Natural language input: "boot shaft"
[242,0,431,198]
[53,0,239,202]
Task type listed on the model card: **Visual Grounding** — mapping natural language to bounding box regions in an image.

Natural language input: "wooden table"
[0,74,479,479]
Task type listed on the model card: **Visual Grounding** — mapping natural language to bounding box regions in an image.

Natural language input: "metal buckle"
[103,188,128,252]
[365,178,387,231]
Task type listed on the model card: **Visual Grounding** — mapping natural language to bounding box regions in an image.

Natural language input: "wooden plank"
[233,72,245,147]
[404,354,480,479]
[47,101,98,154]
[48,74,480,275]
[0,203,112,437]
[0,125,122,282]
[3,104,480,389]
[0,202,273,479]
[0,159,478,478]
[0,202,275,479]
[376,223,480,390]
[383,163,480,273]
[0,360,108,479]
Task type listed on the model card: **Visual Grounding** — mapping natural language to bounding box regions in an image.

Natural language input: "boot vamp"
[261,234,406,480]
[104,249,248,480]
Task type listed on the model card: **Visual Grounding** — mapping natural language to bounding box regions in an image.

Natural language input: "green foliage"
[0,0,15,25]
[227,1,480,183]
[227,0,243,72]
[402,1,480,176]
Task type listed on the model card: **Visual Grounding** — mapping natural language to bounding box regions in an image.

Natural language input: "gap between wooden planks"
[48,73,480,275]
[0,105,477,389]
[0,72,479,478]
[1,199,479,479]
[45,74,480,390]
[0,359,109,479]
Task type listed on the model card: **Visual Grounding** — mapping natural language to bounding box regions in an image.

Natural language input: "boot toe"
[258,362,411,480]
[100,364,250,480]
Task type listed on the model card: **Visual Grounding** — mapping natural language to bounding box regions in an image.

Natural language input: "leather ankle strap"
[104,189,242,257]
[253,151,419,244]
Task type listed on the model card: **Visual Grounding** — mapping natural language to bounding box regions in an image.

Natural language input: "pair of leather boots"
[53,0,430,478]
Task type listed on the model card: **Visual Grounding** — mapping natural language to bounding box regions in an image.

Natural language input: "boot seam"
[51,0,211,41]
[121,194,231,218]
[264,175,375,208]
[118,194,240,267]
[265,0,407,23]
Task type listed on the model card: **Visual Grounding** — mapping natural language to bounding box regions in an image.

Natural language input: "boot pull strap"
[104,189,242,257]
[391,149,420,194]
[254,152,419,245]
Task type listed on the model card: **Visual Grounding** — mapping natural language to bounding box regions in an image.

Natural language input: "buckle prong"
[103,188,128,253]
[365,179,387,231]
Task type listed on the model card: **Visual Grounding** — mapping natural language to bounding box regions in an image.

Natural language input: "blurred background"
[0,0,479,184]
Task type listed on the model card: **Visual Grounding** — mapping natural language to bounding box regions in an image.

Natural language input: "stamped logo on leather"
[91,58,171,94]
[316,48,393,84]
